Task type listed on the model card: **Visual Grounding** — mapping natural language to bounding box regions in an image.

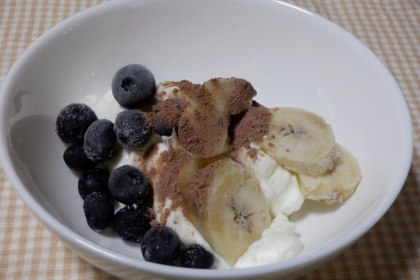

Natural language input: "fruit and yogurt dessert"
[55,64,362,269]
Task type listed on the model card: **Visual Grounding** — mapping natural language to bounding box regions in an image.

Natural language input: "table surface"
[1,0,419,279]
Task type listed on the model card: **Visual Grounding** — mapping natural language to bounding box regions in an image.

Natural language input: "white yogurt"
[86,90,124,121]
[233,143,304,217]
[234,215,302,268]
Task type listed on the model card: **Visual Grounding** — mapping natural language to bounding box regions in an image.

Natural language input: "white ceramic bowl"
[0,0,412,279]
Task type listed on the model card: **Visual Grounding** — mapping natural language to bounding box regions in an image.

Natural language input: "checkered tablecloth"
[0,0,419,279]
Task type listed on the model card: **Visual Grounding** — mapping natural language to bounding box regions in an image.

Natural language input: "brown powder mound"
[156,147,192,224]
[158,80,229,157]
[141,111,153,130]
[152,98,185,132]
[158,78,261,158]
[178,108,230,157]
[176,82,230,158]
[204,77,256,115]
[157,80,198,102]
[161,80,209,104]
[134,145,192,226]
[228,78,257,115]
[181,80,215,108]
[232,106,272,150]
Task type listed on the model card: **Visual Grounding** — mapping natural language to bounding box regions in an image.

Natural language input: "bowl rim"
[0,0,413,278]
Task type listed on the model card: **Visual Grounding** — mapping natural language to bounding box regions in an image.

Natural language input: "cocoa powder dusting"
[177,83,229,157]
[246,147,258,160]
[157,148,192,219]
[133,145,193,226]
[152,98,185,132]
[228,78,257,115]
[232,106,272,149]
[131,78,272,228]
[185,158,229,214]
[141,111,153,131]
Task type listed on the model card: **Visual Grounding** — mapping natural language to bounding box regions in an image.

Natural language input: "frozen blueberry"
[56,103,98,145]
[180,244,214,269]
[108,165,149,205]
[141,226,181,266]
[114,110,152,148]
[111,64,156,109]
[113,205,152,243]
[63,145,97,172]
[83,192,114,232]
[84,119,117,162]
[78,168,111,199]
[152,99,184,137]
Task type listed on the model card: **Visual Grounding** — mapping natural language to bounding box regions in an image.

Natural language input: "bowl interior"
[0,0,412,277]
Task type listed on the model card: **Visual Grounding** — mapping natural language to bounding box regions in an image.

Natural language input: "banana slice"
[178,158,271,266]
[259,107,337,176]
[177,99,231,158]
[203,78,256,115]
[298,143,362,203]
[158,80,231,158]
[158,78,256,158]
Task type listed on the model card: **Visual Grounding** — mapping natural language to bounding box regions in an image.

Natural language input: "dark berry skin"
[63,145,97,172]
[141,226,181,266]
[113,205,152,243]
[111,64,156,109]
[108,165,149,205]
[56,103,98,145]
[83,192,114,232]
[78,168,111,199]
[84,119,117,162]
[180,244,214,269]
[114,110,152,148]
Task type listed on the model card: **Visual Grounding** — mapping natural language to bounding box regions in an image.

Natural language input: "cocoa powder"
[133,78,272,228]
[176,81,230,158]
[157,148,191,223]
[185,158,229,214]
[232,106,272,150]
[141,111,153,131]
[152,98,185,133]
[228,78,257,115]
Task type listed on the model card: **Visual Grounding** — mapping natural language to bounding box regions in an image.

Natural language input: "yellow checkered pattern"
[0,1,419,279]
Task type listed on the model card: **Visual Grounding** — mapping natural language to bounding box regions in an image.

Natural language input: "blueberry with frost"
[78,168,111,199]
[108,165,150,205]
[113,205,152,243]
[83,192,114,232]
[141,226,181,266]
[111,64,156,109]
[56,103,97,145]
[84,119,117,162]
[180,244,214,269]
[63,145,97,172]
[114,110,152,148]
